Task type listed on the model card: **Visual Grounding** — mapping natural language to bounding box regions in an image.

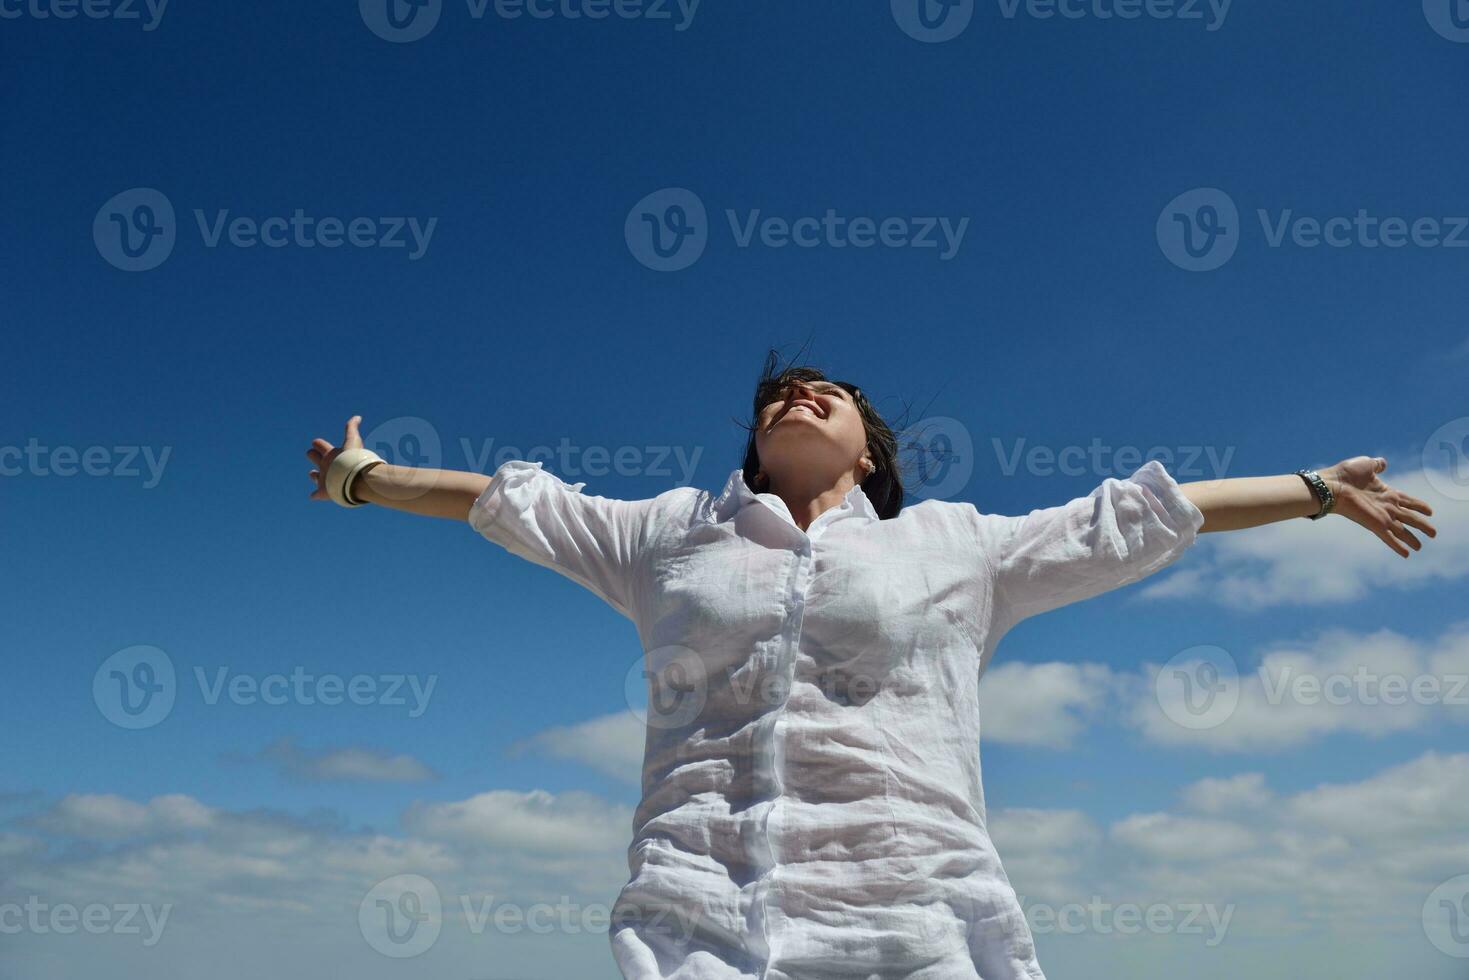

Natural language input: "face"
[754,379,871,483]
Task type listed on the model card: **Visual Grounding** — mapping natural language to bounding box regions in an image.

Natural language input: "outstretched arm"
[306,415,489,521]
[1179,454,1437,558]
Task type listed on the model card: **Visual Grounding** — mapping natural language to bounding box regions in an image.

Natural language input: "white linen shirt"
[468,457,1206,980]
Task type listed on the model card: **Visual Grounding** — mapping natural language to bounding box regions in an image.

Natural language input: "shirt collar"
[706,468,881,526]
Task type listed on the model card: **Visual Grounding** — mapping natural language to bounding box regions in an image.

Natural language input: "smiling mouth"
[781,400,826,421]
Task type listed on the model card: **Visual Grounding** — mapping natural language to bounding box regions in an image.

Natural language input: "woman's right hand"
[305,415,365,502]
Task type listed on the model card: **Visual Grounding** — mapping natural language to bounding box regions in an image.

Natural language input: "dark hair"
[734,348,905,519]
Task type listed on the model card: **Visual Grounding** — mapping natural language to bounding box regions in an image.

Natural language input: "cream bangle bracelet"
[326,448,385,507]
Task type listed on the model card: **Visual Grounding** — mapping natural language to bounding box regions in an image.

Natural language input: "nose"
[786,381,817,404]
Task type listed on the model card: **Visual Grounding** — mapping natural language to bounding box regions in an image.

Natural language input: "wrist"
[325,447,385,507]
[1319,465,1348,505]
[347,460,386,504]
[1296,467,1339,520]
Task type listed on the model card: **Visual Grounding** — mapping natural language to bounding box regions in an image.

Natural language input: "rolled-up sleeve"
[467,459,658,620]
[975,459,1206,636]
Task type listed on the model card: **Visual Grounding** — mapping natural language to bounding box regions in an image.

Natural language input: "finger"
[1374,525,1410,558]
[1387,519,1422,553]
[1376,456,1387,473]
[1393,506,1437,539]
[1398,493,1434,517]
[344,415,363,450]
[306,447,323,463]
[312,438,335,454]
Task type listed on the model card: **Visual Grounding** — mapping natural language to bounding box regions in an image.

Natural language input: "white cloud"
[1179,773,1274,814]
[509,710,645,784]
[32,793,217,840]
[403,788,632,855]
[1139,468,1469,608]
[1283,750,1469,840]
[1109,813,1259,862]
[988,752,1469,951]
[979,661,1118,747]
[1130,624,1469,752]
[256,738,438,783]
[5,752,1469,980]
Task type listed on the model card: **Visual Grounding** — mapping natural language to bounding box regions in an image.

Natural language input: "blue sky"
[3,2,1469,978]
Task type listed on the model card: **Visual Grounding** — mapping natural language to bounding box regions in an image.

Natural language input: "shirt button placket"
[761,534,812,978]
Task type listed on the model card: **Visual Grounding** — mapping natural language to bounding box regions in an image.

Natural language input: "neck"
[763,470,862,532]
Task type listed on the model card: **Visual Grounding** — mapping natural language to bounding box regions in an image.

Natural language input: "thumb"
[344,415,364,449]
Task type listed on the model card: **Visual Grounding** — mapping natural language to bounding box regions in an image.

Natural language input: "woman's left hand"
[1324,456,1437,558]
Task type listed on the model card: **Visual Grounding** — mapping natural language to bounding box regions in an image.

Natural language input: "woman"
[305,354,1436,980]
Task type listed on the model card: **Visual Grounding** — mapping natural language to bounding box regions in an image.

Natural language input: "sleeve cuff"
[1126,458,1206,544]
[467,459,587,543]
